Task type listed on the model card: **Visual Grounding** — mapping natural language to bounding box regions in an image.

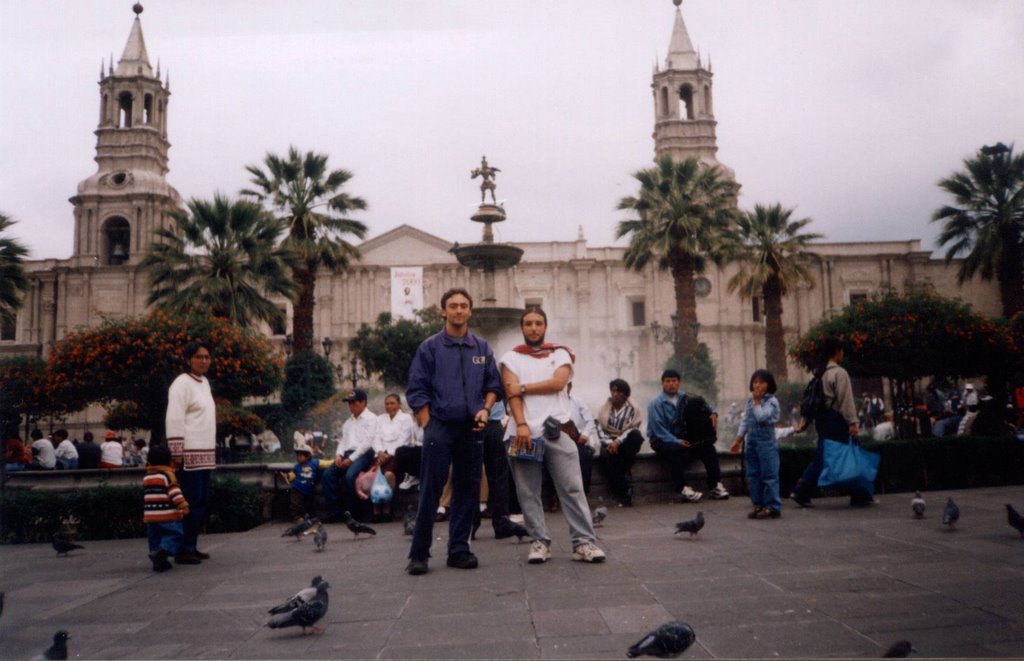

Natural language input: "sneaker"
[406,559,428,575]
[527,540,551,564]
[790,492,814,508]
[572,542,606,563]
[680,486,703,503]
[709,482,730,500]
[435,507,448,523]
[150,549,172,572]
[399,475,420,490]
[446,552,479,569]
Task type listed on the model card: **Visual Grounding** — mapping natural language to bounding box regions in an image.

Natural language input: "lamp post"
[601,347,635,379]
[282,334,293,356]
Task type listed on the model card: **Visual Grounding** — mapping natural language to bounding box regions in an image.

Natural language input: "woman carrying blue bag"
[790,337,877,508]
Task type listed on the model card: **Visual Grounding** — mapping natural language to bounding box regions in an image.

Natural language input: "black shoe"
[193,550,211,560]
[495,521,529,541]
[790,492,813,508]
[406,559,428,575]
[174,552,202,565]
[150,549,173,572]
[446,552,479,569]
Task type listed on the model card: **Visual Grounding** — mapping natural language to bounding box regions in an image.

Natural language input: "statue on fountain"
[471,156,501,204]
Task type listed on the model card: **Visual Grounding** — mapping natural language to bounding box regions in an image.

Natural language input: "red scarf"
[512,343,576,363]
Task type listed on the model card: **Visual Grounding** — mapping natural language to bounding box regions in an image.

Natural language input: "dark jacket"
[77,441,102,469]
[406,329,502,423]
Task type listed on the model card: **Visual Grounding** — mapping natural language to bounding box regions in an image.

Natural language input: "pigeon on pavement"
[911,492,925,518]
[282,515,316,541]
[627,621,696,658]
[402,507,416,536]
[51,534,84,557]
[343,511,376,538]
[266,580,330,635]
[882,639,916,657]
[268,576,326,615]
[942,497,959,529]
[312,524,327,551]
[1006,504,1024,539]
[592,504,608,527]
[674,511,705,538]
[35,630,70,660]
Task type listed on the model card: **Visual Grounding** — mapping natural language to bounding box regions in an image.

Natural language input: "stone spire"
[665,1,698,71]
[116,3,153,77]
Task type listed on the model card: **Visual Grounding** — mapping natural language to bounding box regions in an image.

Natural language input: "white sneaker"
[572,542,606,563]
[709,482,730,500]
[527,540,551,564]
[399,475,420,490]
[680,486,703,503]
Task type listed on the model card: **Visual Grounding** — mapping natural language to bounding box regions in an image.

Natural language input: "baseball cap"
[342,388,368,402]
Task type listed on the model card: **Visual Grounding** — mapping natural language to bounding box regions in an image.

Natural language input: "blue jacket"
[736,394,780,440]
[647,390,717,445]
[406,329,502,423]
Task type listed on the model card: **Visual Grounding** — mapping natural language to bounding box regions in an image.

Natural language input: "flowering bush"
[0,355,55,434]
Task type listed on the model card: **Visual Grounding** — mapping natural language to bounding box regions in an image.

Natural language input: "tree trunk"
[762,275,788,380]
[670,254,698,359]
[997,242,1023,318]
[293,261,318,354]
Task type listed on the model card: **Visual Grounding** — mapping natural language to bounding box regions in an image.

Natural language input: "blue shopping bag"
[818,437,880,494]
[370,467,393,504]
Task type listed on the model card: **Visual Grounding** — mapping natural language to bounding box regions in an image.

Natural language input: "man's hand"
[848,422,859,439]
[376,451,390,464]
[510,422,532,456]
[729,437,743,454]
[679,438,692,448]
[415,406,431,428]
[606,439,620,455]
[473,409,489,431]
[504,378,522,400]
[577,434,589,447]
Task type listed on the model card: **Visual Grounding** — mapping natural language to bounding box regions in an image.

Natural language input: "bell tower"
[652,0,734,179]
[70,2,180,267]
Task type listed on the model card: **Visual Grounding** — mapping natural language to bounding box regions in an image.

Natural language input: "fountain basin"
[451,243,524,270]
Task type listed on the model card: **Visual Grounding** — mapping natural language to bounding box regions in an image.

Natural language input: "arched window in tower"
[659,86,669,118]
[704,84,712,116]
[101,93,109,125]
[103,216,131,265]
[117,91,133,128]
[143,94,153,124]
[157,100,164,132]
[679,85,694,120]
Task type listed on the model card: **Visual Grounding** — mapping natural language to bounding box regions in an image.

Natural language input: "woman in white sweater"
[165,341,216,565]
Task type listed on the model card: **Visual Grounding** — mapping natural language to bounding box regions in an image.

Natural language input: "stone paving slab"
[1,485,1023,659]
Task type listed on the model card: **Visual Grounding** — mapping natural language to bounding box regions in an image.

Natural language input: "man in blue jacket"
[405,288,502,575]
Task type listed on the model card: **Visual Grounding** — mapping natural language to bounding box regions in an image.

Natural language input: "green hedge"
[777,435,1024,495]
[0,475,262,544]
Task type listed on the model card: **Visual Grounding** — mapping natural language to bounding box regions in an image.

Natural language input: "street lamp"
[321,336,333,358]
[282,334,293,356]
[601,347,635,378]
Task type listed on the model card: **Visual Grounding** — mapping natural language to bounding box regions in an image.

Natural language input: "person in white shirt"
[52,429,79,470]
[873,412,896,441]
[566,382,599,495]
[377,393,422,492]
[322,389,378,522]
[29,429,57,470]
[99,430,125,468]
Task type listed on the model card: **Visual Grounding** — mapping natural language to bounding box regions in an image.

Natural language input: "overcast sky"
[2,0,1022,261]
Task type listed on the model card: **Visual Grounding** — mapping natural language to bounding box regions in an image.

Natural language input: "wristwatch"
[520,384,527,395]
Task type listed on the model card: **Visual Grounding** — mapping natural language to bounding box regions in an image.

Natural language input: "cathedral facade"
[6,4,1000,419]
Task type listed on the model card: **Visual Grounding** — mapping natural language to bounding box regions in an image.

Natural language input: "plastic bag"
[370,466,393,504]
[355,465,378,500]
[818,437,880,494]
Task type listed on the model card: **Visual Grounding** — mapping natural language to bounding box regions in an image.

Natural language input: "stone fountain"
[450,156,524,340]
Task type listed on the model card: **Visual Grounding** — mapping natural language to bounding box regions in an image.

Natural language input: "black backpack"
[800,365,832,420]
[673,394,717,446]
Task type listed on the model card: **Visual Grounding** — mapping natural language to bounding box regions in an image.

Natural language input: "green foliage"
[0,355,51,436]
[207,475,264,532]
[348,308,444,387]
[0,212,29,325]
[665,343,719,404]
[789,289,1012,380]
[281,351,337,415]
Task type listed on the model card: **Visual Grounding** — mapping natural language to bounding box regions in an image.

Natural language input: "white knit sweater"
[166,373,217,471]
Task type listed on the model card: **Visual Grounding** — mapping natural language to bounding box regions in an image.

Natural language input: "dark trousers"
[176,468,211,554]
[795,409,872,503]
[599,429,643,498]
[289,489,316,520]
[651,437,721,491]
[408,419,483,561]
[482,420,514,529]
[322,450,375,519]
[394,445,422,483]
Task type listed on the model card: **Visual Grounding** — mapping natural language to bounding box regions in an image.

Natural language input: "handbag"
[818,437,880,494]
[370,466,393,504]
[355,464,378,500]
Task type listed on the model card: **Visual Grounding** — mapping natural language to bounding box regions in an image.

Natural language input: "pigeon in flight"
[268,576,326,615]
[942,497,959,529]
[674,511,705,538]
[1006,504,1024,539]
[51,534,84,557]
[592,504,608,527]
[882,639,916,657]
[312,524,327,551]
[266,580,330,635]
[343,511,376,538]
[35,630,70,660]
[282,515,316,541]
[627,621,696,658]
[911,492,925,518]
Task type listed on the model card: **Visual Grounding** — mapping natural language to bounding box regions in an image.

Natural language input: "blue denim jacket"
[406,329,502,423]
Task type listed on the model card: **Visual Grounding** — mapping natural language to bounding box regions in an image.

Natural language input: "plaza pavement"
[2,485,1023,660]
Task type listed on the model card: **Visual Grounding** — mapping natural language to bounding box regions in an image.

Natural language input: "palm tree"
[0,212,29,326]
[140,194,299,328]
[616,155,739,358]
[725,203,821,380]
[243,147,368,353]
[933,142,1024,318]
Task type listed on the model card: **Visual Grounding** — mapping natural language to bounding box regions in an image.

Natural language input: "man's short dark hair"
[30,429,43,440]
[53,429,68,441]
[822,336,844,360]
[520,306,547,326]
[749,369,778,394]
[148,443,172,467]
[661,369,682,381]
[184,340,212,361]
[83,431,94,443]
[440,288,473,309]
[609,378,631,398]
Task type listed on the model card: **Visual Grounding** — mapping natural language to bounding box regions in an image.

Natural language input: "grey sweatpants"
[508,432,597,547]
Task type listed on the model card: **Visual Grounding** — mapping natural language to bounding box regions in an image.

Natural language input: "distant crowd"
[4,428,148,472]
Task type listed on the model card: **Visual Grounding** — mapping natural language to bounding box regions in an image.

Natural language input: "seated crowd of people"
[4,429,148,472]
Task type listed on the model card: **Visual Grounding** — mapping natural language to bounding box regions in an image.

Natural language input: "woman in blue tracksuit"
[730,369,782,519]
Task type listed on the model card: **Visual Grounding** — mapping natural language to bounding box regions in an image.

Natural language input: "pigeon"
[35,630,70,660]
[911,492,925,518]
[266,580,330,635]
[402,507,416,536]
[282,515,315,541]
[882,639,916,657]
[627,621,696,658]
[312,524,327,551]
[592,505,608,527]
[674,511,705,538]
[343,511,376,538]
[1006,504,1024,539]
[942,497,959,529]
[51,534,84,557]
[268,576,326,615]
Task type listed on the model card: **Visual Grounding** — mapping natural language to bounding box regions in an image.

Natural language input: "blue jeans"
[322,450,374,518]
[745,430,781,512]
[408,419,483,561]
[176,469,211,553]
[147,520,184,555]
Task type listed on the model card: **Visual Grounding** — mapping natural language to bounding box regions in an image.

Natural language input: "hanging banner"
[390,267,423,320]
